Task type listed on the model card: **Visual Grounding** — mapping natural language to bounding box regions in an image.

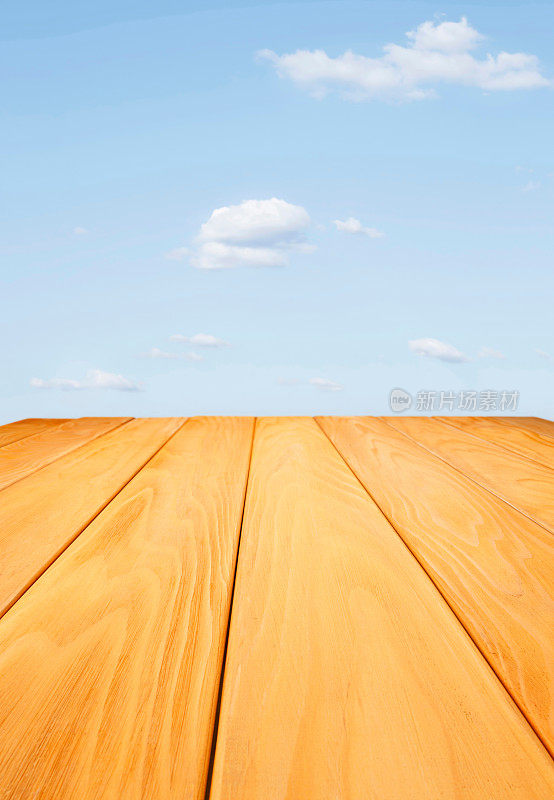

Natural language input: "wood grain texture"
[0,416,254,800]
[442,416,554,469]
[318,415,554,756]
[493,416,554,439]
[0,418,68,448]
[0,417,183,619]
[388,416,554,532]
[0,417,131,491]
[209,417,554,800]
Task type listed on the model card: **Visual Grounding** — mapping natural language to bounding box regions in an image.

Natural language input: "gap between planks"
[203,417,256,800]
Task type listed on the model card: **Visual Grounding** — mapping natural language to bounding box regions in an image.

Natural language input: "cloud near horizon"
[30,369,142,391]
[259,16,550,102]
[409,337,470,363]
[142,347,203,361]
[170,333,229,347]
[536,348,554,363]
[333,217,385,237]
[310,377,343,391]
[478,346,506,359]
[185,198,313,269]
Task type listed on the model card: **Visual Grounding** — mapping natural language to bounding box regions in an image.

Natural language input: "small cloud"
[536,348,554,363]
[142,347,179,360]
[478,346,506,359]
[73,226,88,235]
[409,337,470,363]
[142,347,203,361]
[30,377,82,390]
[310,377,343,391]
[170,332,230,348]
[186,198,314,270]
[31,368,143,392]
[522,180,541,192]
[165,246,190,261]
[333,217,385,238]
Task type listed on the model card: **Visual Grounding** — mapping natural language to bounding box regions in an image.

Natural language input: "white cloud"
[522,180,541,192]
[409,337,470,362]
[143,347,179,360]
[278,376,344,390]
[170,333,229,348]
[73,226,88,235]
[142,347,203,361]
[198,197,310,245]
[310,377,343,391]
[31,369,142,391]
[185,198,313,269]
[30,377,83,390]
[165,246,190,261]
[258,17,550,102]
[536,348,554,363]
[478,346,506,359]
[333,217,385,238]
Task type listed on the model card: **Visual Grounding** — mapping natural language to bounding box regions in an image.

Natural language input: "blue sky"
[2,0,553,421]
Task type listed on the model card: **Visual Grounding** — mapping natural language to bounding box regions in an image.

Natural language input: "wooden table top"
[0,415,552,799]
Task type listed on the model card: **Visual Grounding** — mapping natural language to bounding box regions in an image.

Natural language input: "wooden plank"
[0,417,184,619]
[0,418,68,448]
[442,416,554,469]
[317,415,554,756]
[0,417,132,491]
[209,418,554,799]
[388,416,554,533]
[493,416,554,439]
[0,417,253,800]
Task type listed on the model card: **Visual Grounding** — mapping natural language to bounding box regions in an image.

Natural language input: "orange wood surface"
[493,416,554,439]
[0,415,552,799]
[442,416,554,469]
[0,418,68,448]
[388,416,554,532]
[317,415,554,755]
[0,417,183,619]
[209,418,554,799]
[0,417,253,800]
[0,416,131,491]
